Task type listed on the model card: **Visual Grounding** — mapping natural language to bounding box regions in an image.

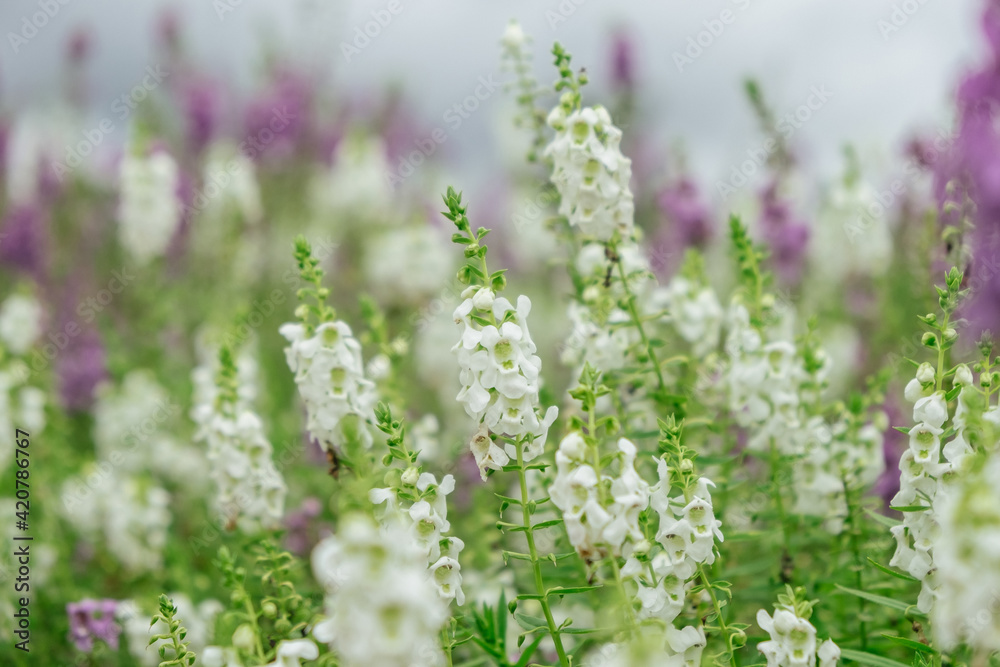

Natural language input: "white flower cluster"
[549,434,649,561]
[61,467,172,574]
[311,516,448,667]
[280,320,379,455]
[545,104,634,241]
[757,605,840,667]
[364,225,454,305]
[453,288,558,477]
[200,144,263,225]
[94,370,207,487]
[621,459,723,624]
[313,134,397,224]
[117,148,182,266]
[725,303,883,532]
[561,243,650,373]
[657,275,723,358]
[0,293,42,355]
[585,625,706,667]
[196,406,287,533]
[890,362,999,612]
[191,339,259,427]
[792,415,885,533]
[370,470,466,605]
[933,449,1000,651]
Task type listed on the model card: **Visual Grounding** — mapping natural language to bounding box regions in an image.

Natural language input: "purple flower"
[610,29,636,90]
[940,0,1000,337]
[57,327,108,413]
[181,78,222,155]
[243,70,312,162]
[283,497,323,556]
[758,181,810,287]
[67,599,120,653]
[653,177,713,275]
[0,204,47,277]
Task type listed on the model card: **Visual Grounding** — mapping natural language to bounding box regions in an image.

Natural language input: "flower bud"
[232,624,256,650]
[472,287,495,311]
[261,601,278,618]
[401,466,420,486]
[916,362,935,385]
[955,364,973,386]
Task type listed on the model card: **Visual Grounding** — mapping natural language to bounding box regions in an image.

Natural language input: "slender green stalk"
[697,564,739,667]
[515,442,570,667]
[842,475,867,649]
[613,242,665,390]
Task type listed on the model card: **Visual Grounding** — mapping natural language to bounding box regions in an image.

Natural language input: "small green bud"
[232,624,256,650]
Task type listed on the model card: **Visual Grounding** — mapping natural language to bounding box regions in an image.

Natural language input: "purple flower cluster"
[67,599,120,653]
[758,181,810,287]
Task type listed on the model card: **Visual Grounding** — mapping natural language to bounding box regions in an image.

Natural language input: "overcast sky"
[0,0,985,199]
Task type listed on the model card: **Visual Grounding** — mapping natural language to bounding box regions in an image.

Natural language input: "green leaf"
[546,585,601,598]
[889,505,929,513]
[866,557,918,583]
[513,634,544,667]
[864,509,901,529]
[840,648,914,667]
[513,612,548,631]
[834,585,925,617]
[880,635,937,655]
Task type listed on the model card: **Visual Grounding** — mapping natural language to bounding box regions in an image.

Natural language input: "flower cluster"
[116,147,182,266]
[311,516,448,667]
[194,348,286,532]
[756,588,840,667]
[549,432,649,561]
[370,452,466,604]
[545,103,634,241]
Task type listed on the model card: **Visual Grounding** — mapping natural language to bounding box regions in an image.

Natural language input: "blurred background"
[0,0,983,201]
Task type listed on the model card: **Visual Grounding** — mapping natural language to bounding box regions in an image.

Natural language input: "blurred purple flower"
[0,204,47,277]
[181,78,222,155]
[610,29,636,90]
[283,497,323,556]
[243,70,312,162]
[873,398,906,508]
[67,599,120,653]
[57,327,108,412]
[758,181,810,287]
[653,177,713,275]
[941,0,1000,337]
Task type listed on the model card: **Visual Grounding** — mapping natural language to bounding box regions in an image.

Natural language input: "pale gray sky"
[0,0,984,198]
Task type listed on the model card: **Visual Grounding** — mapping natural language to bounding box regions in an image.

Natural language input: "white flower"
[658,276,723,357]
[913,392,948,429]
[757,604,837,667]
[544,105,634,241]
[196,404,287,533]
[0,294,42,355]
[501,21,526,50]
[280,320,378,455]
[117,148,182,266]
[311,516,448,667]
[266,639,320,667]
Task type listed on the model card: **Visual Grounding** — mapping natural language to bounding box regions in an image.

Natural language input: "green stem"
[698,563,739,667]
[769,439,792,579]
[613,244,665,390]
[842,475,867,650]
[243,596,267,663]
[515,442,570,667]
